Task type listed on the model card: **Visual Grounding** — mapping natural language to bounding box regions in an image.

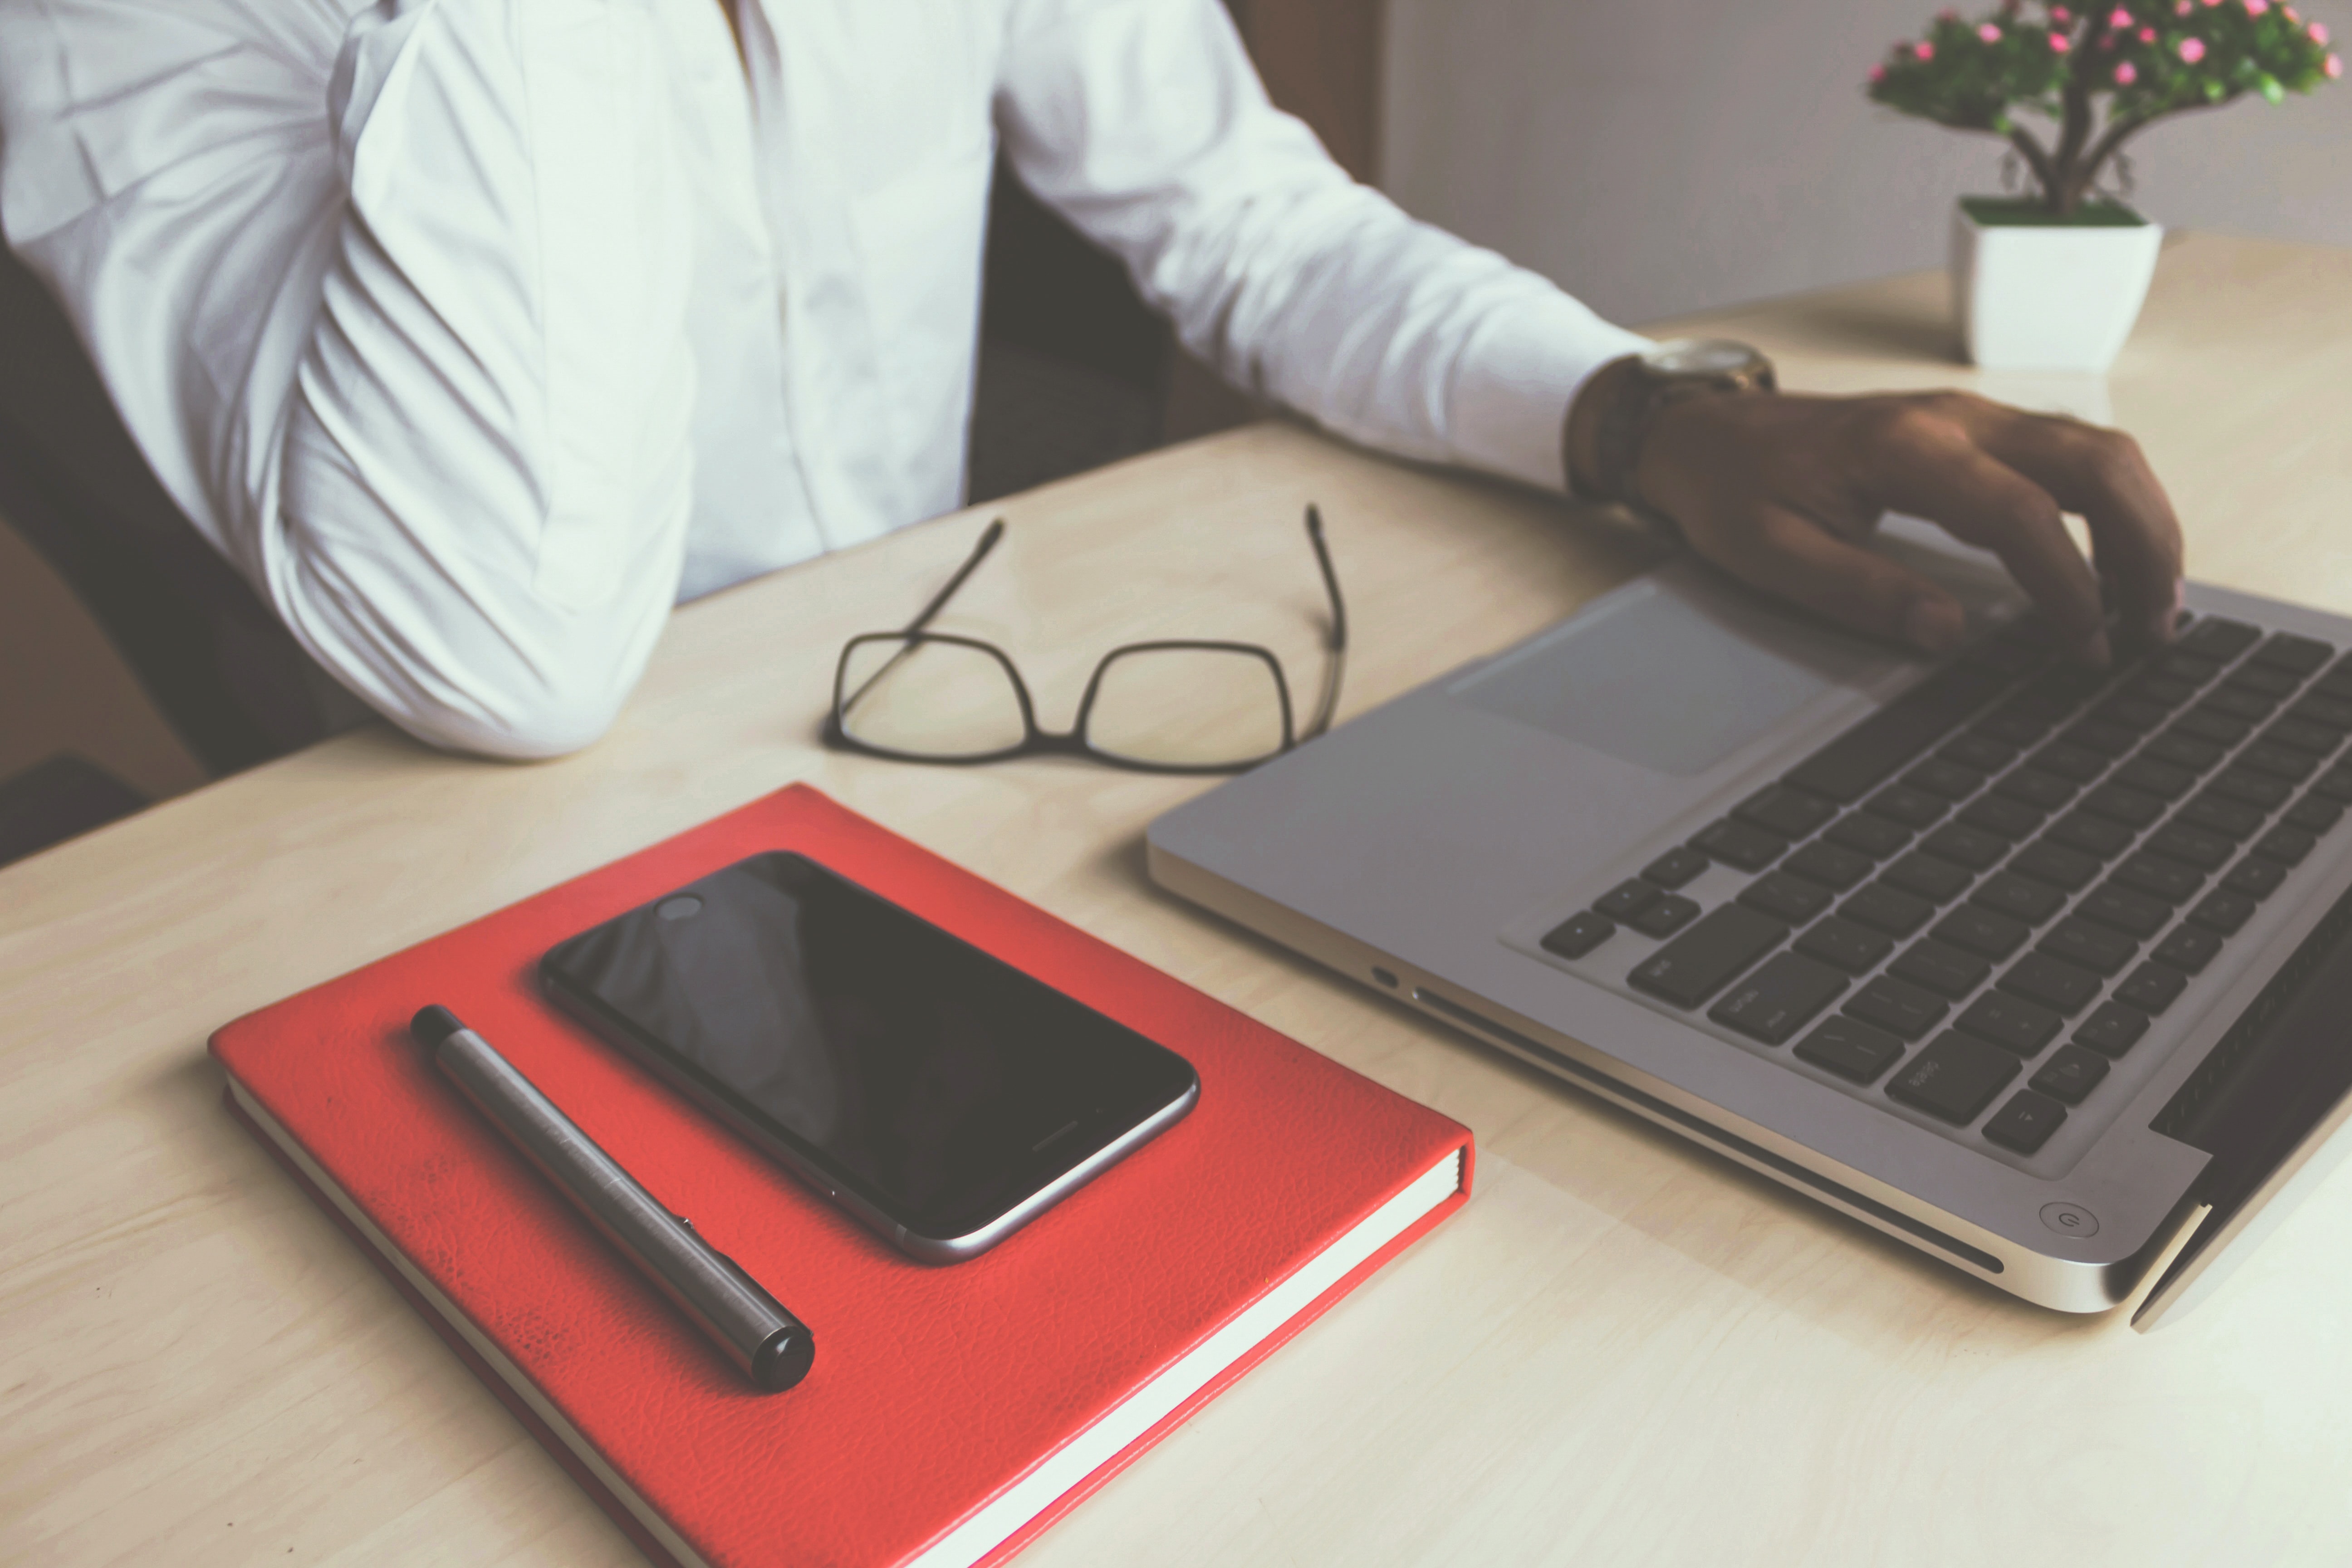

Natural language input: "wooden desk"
[8,233,2352,1565]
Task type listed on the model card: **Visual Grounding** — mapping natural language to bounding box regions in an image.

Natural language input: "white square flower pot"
[1950,204,2164,372]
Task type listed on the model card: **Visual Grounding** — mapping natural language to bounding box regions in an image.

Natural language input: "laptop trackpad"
[1451,575,1896,777]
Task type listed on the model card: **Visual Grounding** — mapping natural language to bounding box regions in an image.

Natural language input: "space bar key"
[1781,663,2011,804]
[1629,905,1788,1009]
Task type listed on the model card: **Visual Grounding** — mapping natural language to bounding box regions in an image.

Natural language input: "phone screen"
[539,853,1197,1245]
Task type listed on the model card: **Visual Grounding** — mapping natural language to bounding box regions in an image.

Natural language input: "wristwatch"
[1567,338,1778,510]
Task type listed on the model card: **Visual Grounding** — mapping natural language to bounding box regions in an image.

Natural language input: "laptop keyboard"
[1539,615,2352,1158]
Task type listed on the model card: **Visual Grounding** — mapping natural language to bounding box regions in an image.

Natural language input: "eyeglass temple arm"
[840,517,1008,719]
[1302,504,1348,740]
[902,516,1006,635]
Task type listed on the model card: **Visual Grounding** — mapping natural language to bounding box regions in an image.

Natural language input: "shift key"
[1631,904,1789,1008]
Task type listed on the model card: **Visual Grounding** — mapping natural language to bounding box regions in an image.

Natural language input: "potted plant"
[1870,0,2339,370]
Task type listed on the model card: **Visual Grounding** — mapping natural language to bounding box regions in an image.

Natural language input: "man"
[0,0,2180,760]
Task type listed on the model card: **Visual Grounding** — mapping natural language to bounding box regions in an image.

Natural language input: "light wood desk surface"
[8,233,2352,1566]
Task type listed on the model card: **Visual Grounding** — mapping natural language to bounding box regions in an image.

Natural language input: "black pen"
[409,1005,814,1392]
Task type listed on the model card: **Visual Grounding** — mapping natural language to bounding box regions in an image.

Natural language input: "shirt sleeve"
[0,0,707,759]
[991,0,1651,493]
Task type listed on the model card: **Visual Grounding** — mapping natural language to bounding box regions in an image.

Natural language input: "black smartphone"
[539,851,1199,1262]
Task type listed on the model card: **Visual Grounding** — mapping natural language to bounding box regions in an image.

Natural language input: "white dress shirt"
[0,0,1646,758]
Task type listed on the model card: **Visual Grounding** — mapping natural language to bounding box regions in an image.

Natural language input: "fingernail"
[1902,598,1966,656]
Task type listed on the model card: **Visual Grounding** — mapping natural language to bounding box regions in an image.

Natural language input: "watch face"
[1646,338,1760,377]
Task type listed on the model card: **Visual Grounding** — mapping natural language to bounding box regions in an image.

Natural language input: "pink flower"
[2285,3,2300,16]
[1915,39,1937,57]
[2179,34,2208,58]
[2109,5,2133,22]
[2141,24,2159,37]
[2052,4,2074,20]
[1870,62,1888,81]
[2312,22,2332,43]
[1939,6,1959,18]
[2246,0,2270,14]
[2176,0,2191,12]
[2115,59,2140,80]
[2052,29,2073,48]
[1980,21,2004,39]
[2202,0,2222,8]
[2328,52,2345,76]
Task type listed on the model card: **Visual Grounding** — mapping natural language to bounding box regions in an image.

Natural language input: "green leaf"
[2259,72,2284,104]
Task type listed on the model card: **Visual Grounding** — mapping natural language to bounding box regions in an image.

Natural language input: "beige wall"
[1382,0,2352,326]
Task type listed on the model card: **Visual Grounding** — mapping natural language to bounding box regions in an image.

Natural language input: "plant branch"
[2077,95,2231,200]
[2003,123,2061,203]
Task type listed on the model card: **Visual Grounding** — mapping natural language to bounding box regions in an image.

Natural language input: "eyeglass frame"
[822,505,1348,775]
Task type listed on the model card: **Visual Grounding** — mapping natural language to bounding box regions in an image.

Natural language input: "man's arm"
[995,0,2182,654]
[1,0,711,759]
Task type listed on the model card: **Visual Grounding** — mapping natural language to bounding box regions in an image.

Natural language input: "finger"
[1688,501,1968,656]
[1855,412,2111,664]
[1963,409,2185,648]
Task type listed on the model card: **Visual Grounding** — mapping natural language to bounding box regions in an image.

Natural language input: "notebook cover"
[211,784,1474,1568]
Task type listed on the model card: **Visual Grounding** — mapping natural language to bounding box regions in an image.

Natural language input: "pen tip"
[410,1005,465,1048]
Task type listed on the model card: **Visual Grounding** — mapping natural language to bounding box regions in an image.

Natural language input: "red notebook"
[212,784,1472,1568]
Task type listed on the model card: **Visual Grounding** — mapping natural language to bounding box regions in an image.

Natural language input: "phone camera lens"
[657,896,703,921]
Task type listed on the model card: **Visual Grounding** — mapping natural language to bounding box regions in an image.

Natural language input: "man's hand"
[1627,389,2185,666]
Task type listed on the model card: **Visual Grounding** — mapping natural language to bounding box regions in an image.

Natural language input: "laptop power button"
[2040,1201,2100,1238]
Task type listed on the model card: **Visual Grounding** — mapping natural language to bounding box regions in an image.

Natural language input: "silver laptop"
[1147,518,2352,1320]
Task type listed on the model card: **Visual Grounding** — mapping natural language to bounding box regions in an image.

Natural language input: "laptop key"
[1939,733,2019,774]
[2045,810,2135,860]
[1840,882,1936,937]
[1542,911,1617,960]
[2224,664,2303,701]
[1781,662,2012,804]
[2284,796,2342,834]
[1999,952,2104,1014]
[2145,821,2234,872]
[1970,871,2068,924]
[1845,975,1949,1040]
[1794,916,1895,975]
[1974,712,2051,749]
[1784,839,1877,890]
[1630,894,1701,938]
[2038,917,2137,977]
[2239,743,2319,782]
[2293,692,2352,730]
[2111,851,2205,905]
[1883,852,1974,904]
[1866,785,1951,830]
[1919,822,2009,872]
[2209,767,2294,810]
[2079,783,2166,831]
[2265,717,2343,757]
[1690,818,1787,872]
[2175,708,2253,747]
[1595,879,1662,921]
[1795,1014,1907,1083]
[2201,688,2277,725]
[1955,989,2062,1054]
[2316,765,2352,805]
[1888,1031,2020,1124]
[1824,812,1913,858]
[2250,632,2335,674]
[1903,759,1986,800]
[2111,757,2196,800]
[1957,794,2044,842]
[2152,923,2222,975]
[2253,825,2316,866]
[2116,962,2187,1013]
[2221,856,2286,898]
[1641,846,1711,888]
[1738,872,1833,925]
[2144,730,2225,771]
[1984,1090,2068,1153]
[2062,718,2140,758]
[1708,952,1848,1045]
[2155,649,2224,685]
[1934,904,2030,961]
[2178,793,2267,841]
[2075,1000,2151,1056]
[1994,769,2079,812]
[2030,743,2110,784]
[2078,882,2174,939]
[1629,904,1788,1008]
[2188,889,2258,936]
[2010,840,2101,892]
[1734,785,1839,840]
[2029,1044,2110,1104]
[1890,939,1991,1000]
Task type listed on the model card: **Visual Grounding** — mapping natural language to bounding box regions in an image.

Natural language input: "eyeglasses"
[823,506,1347,774]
